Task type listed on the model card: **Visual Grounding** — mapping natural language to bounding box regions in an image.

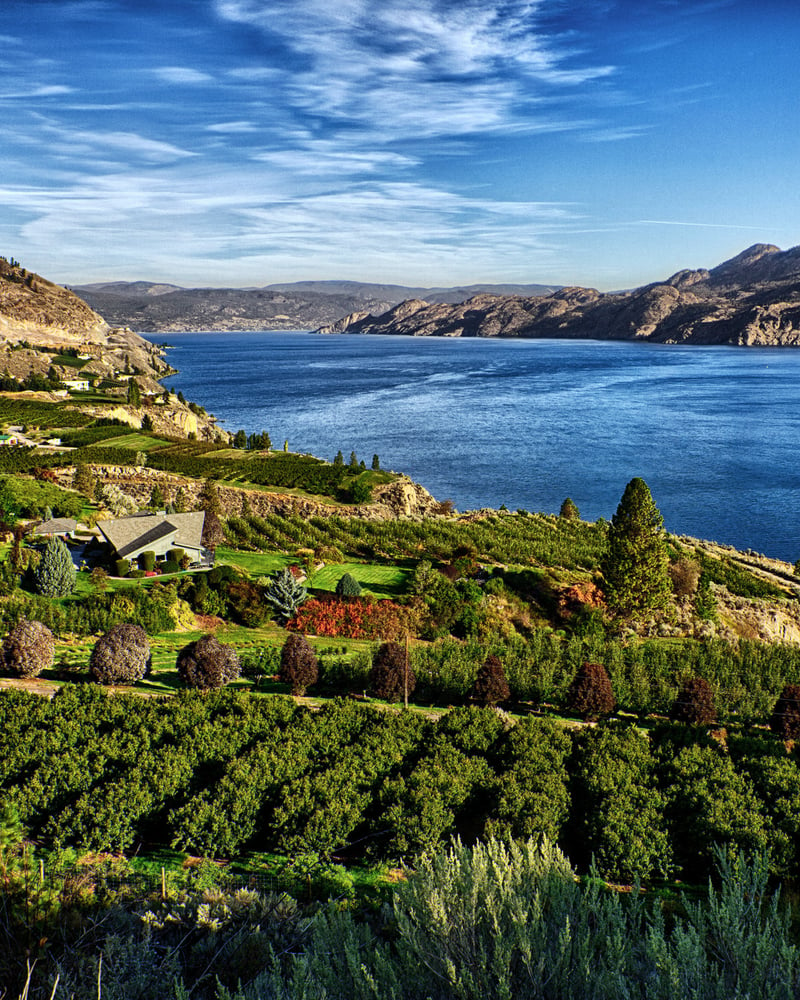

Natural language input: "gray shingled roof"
[97,511,205,557]
[35,518,78,535]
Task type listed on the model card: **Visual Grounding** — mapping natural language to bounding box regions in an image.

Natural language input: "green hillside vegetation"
[4,384,800,995]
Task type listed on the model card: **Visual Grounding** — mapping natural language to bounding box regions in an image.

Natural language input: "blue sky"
[1,0,798,289]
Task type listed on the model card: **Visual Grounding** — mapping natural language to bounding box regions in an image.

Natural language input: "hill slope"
[73,280,561,332]
[319,244,800,347]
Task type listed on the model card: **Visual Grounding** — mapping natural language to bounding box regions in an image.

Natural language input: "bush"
[115,558,131,577]
[279,633,319,695]
[2,619,54,677]
[176,634,240,690]
[669,557,701,599]
[369,641,415,702]
[160,560,181,575]
[770,684,800,740]
[471,654,510,705]
[566,661,615,719]
[671,676,716,725]
[138,550,156,572]
[90,623,151,685]
[335,572,362,598]
[33,537,76,597]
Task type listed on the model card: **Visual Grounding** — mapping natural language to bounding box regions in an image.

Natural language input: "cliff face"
[318,244,800,347]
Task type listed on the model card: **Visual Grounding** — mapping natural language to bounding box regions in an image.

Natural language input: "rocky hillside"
[319,244,800,347]
[73,280,560,332]
[0,257,225,442]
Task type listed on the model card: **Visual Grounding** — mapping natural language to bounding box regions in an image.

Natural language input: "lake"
[145,331,800,561]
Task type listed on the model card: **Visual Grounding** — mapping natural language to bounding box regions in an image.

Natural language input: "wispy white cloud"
[206,120,258,133]
[152,66,214,85]
[214,0,616,139]
[1,84,74,100]
[635,220,772,230]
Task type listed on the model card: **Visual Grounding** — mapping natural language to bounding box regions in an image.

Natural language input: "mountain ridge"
[317,244,800,347]
[73,280,562,332]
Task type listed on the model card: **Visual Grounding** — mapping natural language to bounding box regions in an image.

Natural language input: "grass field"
[214,546,291,576]
[308,561,412,598]
[87,433,168,450]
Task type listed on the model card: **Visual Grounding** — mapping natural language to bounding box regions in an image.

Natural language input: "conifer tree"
[264,567,307,624]
[372,454,380,470]
[34,537,76,597]
[333,450,344,467]
[559,497,579,520]
[600,477,671,617]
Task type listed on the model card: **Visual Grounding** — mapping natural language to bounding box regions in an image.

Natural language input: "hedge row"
[2,688,800,884]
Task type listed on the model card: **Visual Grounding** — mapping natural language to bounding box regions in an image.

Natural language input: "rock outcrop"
[318,243,800,348]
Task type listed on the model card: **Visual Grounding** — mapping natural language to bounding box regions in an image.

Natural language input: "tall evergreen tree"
[34,537,76,598]
[600,477,671,617]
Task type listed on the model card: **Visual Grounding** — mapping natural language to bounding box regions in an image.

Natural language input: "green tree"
[141,413,154,432]
[198,478,221,516]
[601,477,671,617]
[349,450,358,468]
[559,497,580,520]
[33,537,76,597]
[333,450,344,467]
[126,379,141,406]
[264,567,307,624]
[372,453,380,470]
[148,483,164,510]
[173,487,188,513]
[233,429,247,449]
[335,572,362,598]
[72,462,94,497]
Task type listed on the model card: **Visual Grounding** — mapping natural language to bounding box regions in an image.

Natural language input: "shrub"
[671,676,716,725]
[566,661,615,719]
[279,633,319,695]
[2,619,54,677]
[115,558,131,577]
[669,557,701,599]
[770,684,800,740]
[138,550,156,572]
[176,634,240,690]
[90,623,151,685]
[160,560,181,575]
[33,537,76,597]
[369,641,415,702]
[335,572,362,598]
[471,654,510,705]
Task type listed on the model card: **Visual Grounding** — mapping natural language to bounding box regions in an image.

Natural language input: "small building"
[97,510,211,567]
[33,517,79,539]
[63,379,90,392]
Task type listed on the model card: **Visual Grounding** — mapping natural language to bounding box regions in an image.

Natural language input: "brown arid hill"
[0,257,225,442]
[318,244,800,347]
[73,280,560,332]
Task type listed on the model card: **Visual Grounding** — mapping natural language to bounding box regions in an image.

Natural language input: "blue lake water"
[145,331,800,561]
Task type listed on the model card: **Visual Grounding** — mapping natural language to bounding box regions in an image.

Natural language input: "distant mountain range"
[74,280,561,333]
[317,244,800,347]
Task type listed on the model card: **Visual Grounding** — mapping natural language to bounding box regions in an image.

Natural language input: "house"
[33,517,79,539]
[63,379,90,392]
[97,510,211,567]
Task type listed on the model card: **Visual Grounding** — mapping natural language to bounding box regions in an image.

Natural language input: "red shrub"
[566,661,615,720]
[288,596,414,641]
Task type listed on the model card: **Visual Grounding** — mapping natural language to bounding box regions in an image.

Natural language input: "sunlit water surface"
[145,331,800,560]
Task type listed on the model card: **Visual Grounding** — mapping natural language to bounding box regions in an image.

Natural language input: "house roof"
[97,510,205,557]
[35,518,78,535]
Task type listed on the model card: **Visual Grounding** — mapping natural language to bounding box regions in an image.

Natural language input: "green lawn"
[215,546,292,576]
[308,561,412,598]
[87,433,168,450]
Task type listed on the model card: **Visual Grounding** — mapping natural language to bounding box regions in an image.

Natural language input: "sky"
[1,0,799,289]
